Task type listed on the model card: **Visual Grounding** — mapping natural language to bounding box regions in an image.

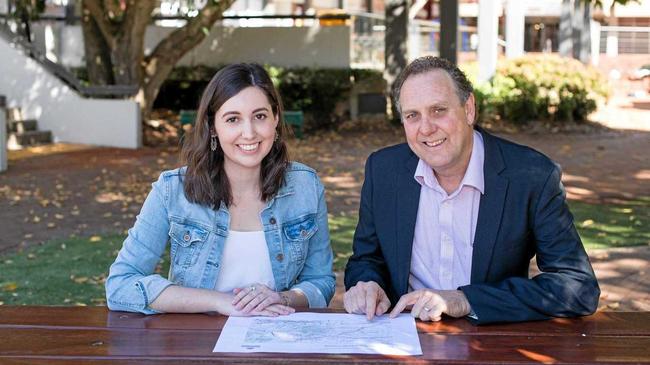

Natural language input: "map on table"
[213,312,422,355]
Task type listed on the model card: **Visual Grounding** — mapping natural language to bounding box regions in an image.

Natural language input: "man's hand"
[389,289,471,321]
[343,281,391,320]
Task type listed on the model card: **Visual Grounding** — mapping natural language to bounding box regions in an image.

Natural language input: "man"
[343,56,599,325]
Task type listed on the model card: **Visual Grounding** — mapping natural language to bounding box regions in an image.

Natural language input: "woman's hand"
[230,303,294,317]
[232,283,292,314]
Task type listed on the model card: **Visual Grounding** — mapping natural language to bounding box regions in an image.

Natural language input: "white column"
[0,98,7,173]
[606,32,618,57]
[590,20,601,66]
[408,22,420,61]
[505,0,525,58]
[478,0,499,82]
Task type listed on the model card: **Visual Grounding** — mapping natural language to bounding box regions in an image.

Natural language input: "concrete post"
[0,95,7,173]
[591,20,601,66]
[505,0,525,58]
[478,0,499,83]
[408,22,420,62]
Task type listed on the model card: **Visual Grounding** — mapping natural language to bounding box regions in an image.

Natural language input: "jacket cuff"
[290,281,327,308]
[135,275,174,314]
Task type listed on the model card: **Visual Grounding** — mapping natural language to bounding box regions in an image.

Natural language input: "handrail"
[0,13,351,22]
[0,23,138,99]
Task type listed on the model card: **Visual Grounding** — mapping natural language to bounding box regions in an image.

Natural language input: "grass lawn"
[569,198,650,249]
[1,199,647,306]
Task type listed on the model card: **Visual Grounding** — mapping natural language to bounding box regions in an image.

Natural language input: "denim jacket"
[106,162,335,314]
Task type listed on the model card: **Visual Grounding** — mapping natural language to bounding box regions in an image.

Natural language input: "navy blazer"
[344,129,600,324]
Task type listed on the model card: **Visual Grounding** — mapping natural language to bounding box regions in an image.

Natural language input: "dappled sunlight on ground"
[634,170,650,180]
[1,107,648,310]
[8,143,93,161]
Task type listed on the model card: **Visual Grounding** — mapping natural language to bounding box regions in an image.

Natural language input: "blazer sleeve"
[344,152,391,290]
[460,165,600,324]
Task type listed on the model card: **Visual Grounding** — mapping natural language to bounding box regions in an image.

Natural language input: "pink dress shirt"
[409,131,485,291]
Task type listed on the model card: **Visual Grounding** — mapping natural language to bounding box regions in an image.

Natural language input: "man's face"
[399,70,476,178]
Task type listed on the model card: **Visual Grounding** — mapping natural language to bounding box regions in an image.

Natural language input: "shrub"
[272,67,353,131]
[75,64,381,133]
[465,55,609,124]
[151,65,367,133]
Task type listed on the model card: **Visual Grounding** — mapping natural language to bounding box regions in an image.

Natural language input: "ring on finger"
[424,307,431,312]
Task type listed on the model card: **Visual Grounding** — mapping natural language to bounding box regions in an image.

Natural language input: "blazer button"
[269,217,277,225]
[276,253,284,262]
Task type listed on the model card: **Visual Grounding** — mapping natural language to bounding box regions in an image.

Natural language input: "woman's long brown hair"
[180,63,289,208]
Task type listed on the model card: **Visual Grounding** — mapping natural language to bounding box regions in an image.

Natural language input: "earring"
[210,135,218,151]
[274,132,279,142]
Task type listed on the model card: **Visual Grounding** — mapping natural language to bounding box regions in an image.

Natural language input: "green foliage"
[466,55,610,124]
[151,66,384,133]
[272,67,353,131]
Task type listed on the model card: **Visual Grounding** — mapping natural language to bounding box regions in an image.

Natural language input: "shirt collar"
[414,130,485,194]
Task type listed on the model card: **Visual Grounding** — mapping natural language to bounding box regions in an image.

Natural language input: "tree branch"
[81,0,115,46]
[145,0,235,73]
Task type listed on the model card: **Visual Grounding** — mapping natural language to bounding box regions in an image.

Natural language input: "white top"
[214,230,276,292]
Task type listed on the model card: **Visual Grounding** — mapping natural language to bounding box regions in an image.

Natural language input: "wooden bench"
[179,109,197,128]
[179,109,304,139]
[284,110,304,139]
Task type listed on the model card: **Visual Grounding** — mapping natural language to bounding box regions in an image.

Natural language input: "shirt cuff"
[467,306,478,320]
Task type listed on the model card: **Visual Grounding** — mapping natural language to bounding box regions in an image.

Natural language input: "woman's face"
[213,86,278,173]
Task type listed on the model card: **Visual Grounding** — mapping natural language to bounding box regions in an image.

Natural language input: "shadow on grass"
[1,200,647,305]
[569,197,650,249]
[0,235,170,306]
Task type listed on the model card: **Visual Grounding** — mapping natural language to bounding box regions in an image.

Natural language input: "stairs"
[6,107,52,150]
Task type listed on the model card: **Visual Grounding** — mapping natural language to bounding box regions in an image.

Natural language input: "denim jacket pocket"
[169,221,209,267]
[282,214,318,263]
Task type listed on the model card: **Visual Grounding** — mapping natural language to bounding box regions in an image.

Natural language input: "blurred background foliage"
[465,54,610,124]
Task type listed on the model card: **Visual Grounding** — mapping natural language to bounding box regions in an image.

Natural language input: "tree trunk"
[80,0,235,144]
[384,0,408,122]
[138,0,236,122]
[81,2,113,85]
[578,2,592,63]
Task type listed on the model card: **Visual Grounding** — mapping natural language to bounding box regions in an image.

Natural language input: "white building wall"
[0,38,141,149]
[0,103,6,172]
[51,24,350,69]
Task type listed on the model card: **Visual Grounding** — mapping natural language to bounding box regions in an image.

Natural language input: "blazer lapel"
[471,130,508,283]
[395,152,421,297]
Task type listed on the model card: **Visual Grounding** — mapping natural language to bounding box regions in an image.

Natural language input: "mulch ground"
[1,111,649,311]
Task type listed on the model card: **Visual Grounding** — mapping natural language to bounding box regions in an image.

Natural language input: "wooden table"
[0,306,648,364]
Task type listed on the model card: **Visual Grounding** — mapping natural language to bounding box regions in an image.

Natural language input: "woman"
[106,63,335,316]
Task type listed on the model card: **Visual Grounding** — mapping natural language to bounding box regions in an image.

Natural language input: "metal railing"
[349,11,477,69]
[0,22,138,98]
[600,26,650,54]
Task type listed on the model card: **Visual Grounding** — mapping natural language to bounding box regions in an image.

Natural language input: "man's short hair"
[391,56,474,116]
